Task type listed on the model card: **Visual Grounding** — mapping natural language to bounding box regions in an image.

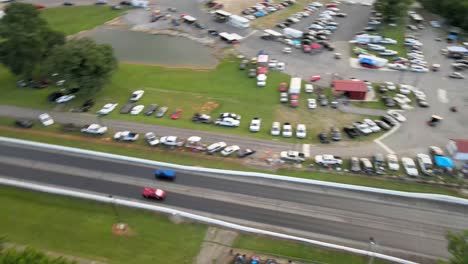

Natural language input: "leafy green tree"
[374,0,413,21]
[0,3,65,78]
[44,38,117,95]
[447,230,468,264]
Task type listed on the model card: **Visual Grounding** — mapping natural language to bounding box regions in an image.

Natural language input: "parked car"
[307,98,317,109]
[386,154,399,171]
[38,113,54,126]
[290,94,299,107]
[214,117,240,127]
[381,96,396,107]
[130,105,144,115]
[315,154,343,166]
[15,119,33,129]
[81,124,108,135]
[344,126,359,138]
[249,117,261,132]
[387,110,406,122]
[318,132,329,143]
[296,124,307,138]
[280,92,288,103]
[373,153,386,175]
[120,103,134,114]
[141,187,166,200]
[55,95,76,103]
[281,123,293,137]
[360,158,373,174]
[160,136,181,146]
[170,109,183,120]
[144,104,158,116]
[271,122,281,136]
[145,132,160,146]
[97,103,119,115]
[248,69,257,78]
[354,122,372,135]
[330,127,341,141]
[192,113,212,123]
[448,72,465,79]
[114,131,139,141]
[155,106,168,118]
[280,150,306,163]
[381,115,398,126]
[207,141,227,154]
[417,153,434,176]
[402,157,418,177]
[364,119,381,133]
[374,120,390,130]
[219,112,241,120]
[319,94,328,106]
[221,145,240,156]
[130,90,144,102]
[350,157,361,172]
[237,148,256,158]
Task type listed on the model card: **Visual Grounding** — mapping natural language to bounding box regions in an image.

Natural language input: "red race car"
[141,187,166,200]
[170,109,183,120]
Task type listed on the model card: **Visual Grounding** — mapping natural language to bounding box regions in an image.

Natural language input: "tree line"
[0,3,117,95]
[419,0,468,31]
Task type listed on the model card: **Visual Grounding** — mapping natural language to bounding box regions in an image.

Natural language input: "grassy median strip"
[0,185,206,264]
[0,118,464,198]
[234,234,390,264]
[40,6,129,36]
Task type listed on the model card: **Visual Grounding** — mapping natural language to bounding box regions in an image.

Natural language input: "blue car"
[154,169,176,180]
[325,25,337,31]
[254,11,266,17]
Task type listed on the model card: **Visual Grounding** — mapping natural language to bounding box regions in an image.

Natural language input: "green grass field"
[234,234,390,264]
[0,185,206,264]
[40,6,129,35]
[0,118,464,198]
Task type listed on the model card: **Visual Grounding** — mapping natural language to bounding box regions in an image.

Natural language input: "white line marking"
[374,139,395,154]
[437,88,449,104]
[302,144,310,158]
[243,29,258,39]
[374,123,400,154]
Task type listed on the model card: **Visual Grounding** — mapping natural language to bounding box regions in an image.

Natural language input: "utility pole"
[108,195,120,222]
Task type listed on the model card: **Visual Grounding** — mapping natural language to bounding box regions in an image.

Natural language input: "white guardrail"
[1,137,467,206]
[0,177,418,264]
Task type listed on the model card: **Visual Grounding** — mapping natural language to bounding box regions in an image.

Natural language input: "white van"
[305,84,314,93]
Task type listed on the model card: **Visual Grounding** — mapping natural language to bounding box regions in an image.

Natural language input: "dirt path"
[195,227,238,264]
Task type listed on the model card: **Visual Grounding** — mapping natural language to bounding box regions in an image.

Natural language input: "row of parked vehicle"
[377,82,430,109]
[241,0,297,21]
[343,110,405,138]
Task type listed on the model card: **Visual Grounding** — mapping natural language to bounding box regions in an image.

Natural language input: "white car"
[282,47,292,53]
[310,2,323,7]
[271,122,281,136]
[309,24,324,30]
[305,84,314,93]
[385,82,396,91]
[221,145,240,156]
[214,117,240,127]
[315,154,343,166]
[249,117,261,132]
[379,38,397,44]
[81,124,108,135]
[145,132,159,146]
[387,154,400,171]
[307,98,317,109]
[130,90,144,102]
[394,93,411,103]
[368,44,386,51]
[207,141,227,154]
[402,157,418,177]
[280,92,288,103]
[282,123,292,138]
[363,119,381,132]
[398,86,411,95]
[388,110,406,122]
[55,95,76,103]
[113,131,139,141]
[276,62,285,71]
[379,50,398,56]
[96,103,118,115]
[280,151,306,162]
[410,65,429,72]
[38,113,54,126]
[296,124,307,139]
[354,122,372,135]
[417,153,434,176]
[160,136,180,146]
[130,105,144,115]
[387,63,408,71]
[413,90,426,100]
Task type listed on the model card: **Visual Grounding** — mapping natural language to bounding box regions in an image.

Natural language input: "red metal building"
[332,80,367,100]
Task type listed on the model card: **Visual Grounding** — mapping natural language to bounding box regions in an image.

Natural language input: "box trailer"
[289,77,302,94]
[283,27,303,39]
[228,15,250,28]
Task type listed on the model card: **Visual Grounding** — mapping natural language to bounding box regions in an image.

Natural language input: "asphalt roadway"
[1,141,468,263]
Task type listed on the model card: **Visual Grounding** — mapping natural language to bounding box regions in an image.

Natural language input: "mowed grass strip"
[0,119,464,198]
[233,234,391,264]
[40,6,129,36]
[0,185,206,264]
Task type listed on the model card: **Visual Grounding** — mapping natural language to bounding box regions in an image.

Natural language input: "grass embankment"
[0,185,206,264]
[234,234,390,264]
[0,59,373,144]
[0,118,464,198]
[40,6,129,36]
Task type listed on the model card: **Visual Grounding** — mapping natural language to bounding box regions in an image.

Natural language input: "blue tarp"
[448,34,457,40]
[434,156,455,168]
[359,57,376,65]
